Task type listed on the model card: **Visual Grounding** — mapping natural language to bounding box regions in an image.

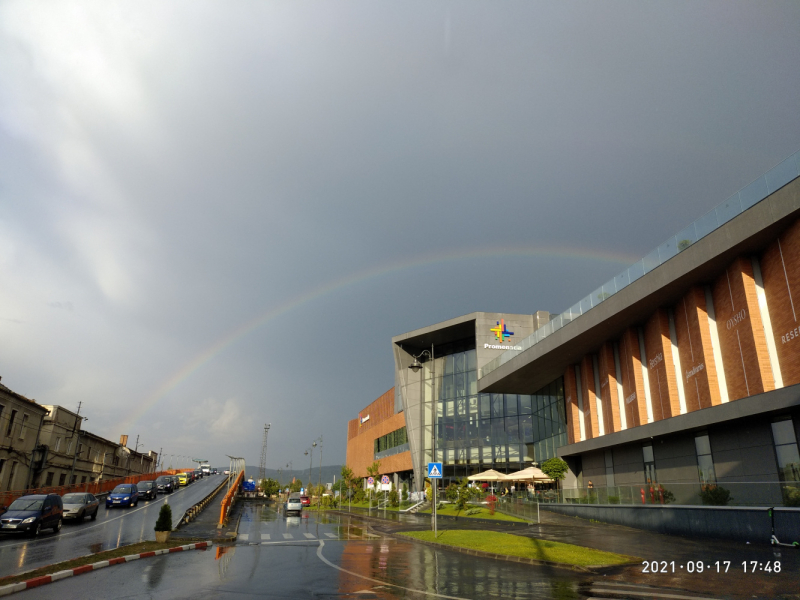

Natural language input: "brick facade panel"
[644,309,680,421]
[712,257,774,401]
[760,218,800,386]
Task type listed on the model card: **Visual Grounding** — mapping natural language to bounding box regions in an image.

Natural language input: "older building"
[0,379,49,492]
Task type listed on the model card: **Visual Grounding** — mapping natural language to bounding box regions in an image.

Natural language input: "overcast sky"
[1,1,799,472]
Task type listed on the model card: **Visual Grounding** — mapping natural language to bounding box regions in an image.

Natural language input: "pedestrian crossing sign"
[427,462,443,478]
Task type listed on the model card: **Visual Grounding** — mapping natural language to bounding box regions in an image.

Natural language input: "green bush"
[445,483,459,502]
[782,486,800,507]
[389,484,400,507]
[155,504,172,532]
[401,483,409,503]
[700,485,732,506]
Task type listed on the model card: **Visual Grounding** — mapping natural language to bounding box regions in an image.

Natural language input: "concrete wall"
[544,504,800,543]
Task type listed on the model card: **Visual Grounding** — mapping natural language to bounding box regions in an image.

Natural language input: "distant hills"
[245,465,344,486]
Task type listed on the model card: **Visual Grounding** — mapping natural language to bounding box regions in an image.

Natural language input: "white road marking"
[303,533,315,539]
[260,533,270,540]
[282,533,293,539]
[239,534,249,541]
[324,533,337,538]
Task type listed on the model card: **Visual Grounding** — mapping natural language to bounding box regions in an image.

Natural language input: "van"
[0,494,63,536]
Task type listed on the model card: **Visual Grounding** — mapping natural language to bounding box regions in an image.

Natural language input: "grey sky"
[1,1,799,471]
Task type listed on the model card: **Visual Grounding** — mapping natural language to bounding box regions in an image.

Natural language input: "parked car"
[170,475,181,489]
[61,493,99,522]
[285,493,303,516]
[177,473,189,486]
[300,495,311,506]
[106,484,139,508]
[137,481,158,500]
[155,476,174,494]
[0,494,63,536]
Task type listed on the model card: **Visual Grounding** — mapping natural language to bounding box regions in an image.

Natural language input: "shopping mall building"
[347,150,800,507]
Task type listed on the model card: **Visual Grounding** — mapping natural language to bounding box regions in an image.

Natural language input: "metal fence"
[513,481,800,507]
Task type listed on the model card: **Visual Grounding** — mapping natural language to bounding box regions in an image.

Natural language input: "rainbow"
[116,243,637,432]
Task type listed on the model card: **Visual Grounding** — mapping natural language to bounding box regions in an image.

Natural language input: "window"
[55,437,62,452]
[77,443,83,456]
[67,439,73,454]
[19,414,28,440]
[695,433,716,484]
[70,475,77,485]
[45,472,55,486]
[0,404,4,420]
[605,449,615,487]
[0,459,5,480]
[80,476,87,484]
[6,410,17,437]
[771,417,800,482]
[6,462,17,491]
[643,444,657,485]
[58,473,66,486]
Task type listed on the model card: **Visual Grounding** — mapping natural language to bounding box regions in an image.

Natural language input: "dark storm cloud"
[1,0,799,468]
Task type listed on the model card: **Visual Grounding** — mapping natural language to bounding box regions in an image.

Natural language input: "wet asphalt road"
[11,503,800,599]
[16,504,594,600]
[0,474,225,578]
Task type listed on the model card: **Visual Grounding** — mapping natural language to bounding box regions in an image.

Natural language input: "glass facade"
[435,348,567,481]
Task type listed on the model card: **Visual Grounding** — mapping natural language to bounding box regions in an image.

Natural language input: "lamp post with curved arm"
[409,344,437,536]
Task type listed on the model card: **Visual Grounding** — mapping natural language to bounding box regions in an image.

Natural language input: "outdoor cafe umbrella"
[505,466,554,484]
[467,469,509,494]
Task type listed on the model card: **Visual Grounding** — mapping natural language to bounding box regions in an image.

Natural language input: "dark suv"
[0,494,63,537]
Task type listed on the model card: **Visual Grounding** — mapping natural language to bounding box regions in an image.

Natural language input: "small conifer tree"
[155,503,173,532]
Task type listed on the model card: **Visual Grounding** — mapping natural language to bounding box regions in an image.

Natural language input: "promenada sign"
[486,318,522,350]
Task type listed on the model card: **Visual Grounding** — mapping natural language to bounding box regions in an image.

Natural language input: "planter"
[155,530,171,543]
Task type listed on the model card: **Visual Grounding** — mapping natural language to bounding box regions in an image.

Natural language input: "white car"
[285,494,302,516]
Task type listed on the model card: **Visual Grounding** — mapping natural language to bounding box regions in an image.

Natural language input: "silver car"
[61,493,99,523]
[285,493,302,516]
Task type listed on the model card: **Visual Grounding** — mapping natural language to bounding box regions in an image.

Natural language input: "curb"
[0,541,214,597]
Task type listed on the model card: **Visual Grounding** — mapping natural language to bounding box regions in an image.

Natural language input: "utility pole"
[317,436,323,492]
[258,423,271,484]
[157,448,162,473]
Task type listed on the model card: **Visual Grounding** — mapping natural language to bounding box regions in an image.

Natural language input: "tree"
[401,482,409,503]
[260,478,280,497]
[289,479,303,493]
[340,465,355,497]
[455,478,474,511]
[388,483,399,507]
[541,457,569,488]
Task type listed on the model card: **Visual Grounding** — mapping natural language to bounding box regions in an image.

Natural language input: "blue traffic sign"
[427,462,443,478]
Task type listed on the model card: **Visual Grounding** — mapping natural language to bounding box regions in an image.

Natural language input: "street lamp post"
[409,344,437,536]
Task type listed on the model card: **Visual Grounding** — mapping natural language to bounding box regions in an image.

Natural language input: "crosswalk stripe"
[324,533,337,538]
[282,533,293,539]
[261,534,270,540]
[303,533,315,539]
[238,534,249,541]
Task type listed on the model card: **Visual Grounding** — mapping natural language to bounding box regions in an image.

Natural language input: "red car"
[300,496,311,506]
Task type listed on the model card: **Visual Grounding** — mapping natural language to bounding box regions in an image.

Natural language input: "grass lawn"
[418,504,527,523]
[399,530,639,567]
[0,539,208,587]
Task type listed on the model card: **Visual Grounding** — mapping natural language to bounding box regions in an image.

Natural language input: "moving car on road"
[155,476,174,494]
[106,484,139,508]
[0,494,63,537]
[61,493,99,522]
[177,473,189,486]
[137,480,158,500]
[285,493,303,516]
[300,495,311,506]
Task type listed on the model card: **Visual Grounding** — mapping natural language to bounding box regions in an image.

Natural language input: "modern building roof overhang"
[392,312,478,355]
[479,177,800,395]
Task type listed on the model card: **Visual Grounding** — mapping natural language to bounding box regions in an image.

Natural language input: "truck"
[201,463,211,476]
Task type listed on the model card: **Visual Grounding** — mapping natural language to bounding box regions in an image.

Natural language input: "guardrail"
[218,470,244,526]
[0,469,187,509]
[177,475,231,527]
